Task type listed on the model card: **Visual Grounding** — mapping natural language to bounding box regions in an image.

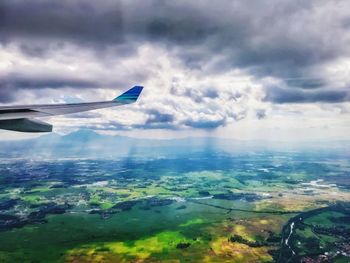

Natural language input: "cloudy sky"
[0,0,349,140]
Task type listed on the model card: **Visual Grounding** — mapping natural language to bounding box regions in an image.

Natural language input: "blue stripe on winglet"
[114,86,143,102]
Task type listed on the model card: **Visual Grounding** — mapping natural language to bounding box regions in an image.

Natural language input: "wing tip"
[114,86,144,102]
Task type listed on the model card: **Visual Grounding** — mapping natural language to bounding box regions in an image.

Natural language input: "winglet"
[114,86,143,103]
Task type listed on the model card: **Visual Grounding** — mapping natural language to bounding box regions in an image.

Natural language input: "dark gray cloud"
[145,109,175,127]
[264,86,350,103]
[2,0,348,77]
[1,74,97,90]
[0,86,16,103]
[170,84,219,104]
[0,68,147,103]
[256,109,266,120]
[284,78,328,89]
[0,0,124,45]
[183,118,226,129]
[146,109,174,122]
[0,74,98,102]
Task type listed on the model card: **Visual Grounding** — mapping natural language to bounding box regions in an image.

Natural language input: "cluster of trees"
[229,235,267,247]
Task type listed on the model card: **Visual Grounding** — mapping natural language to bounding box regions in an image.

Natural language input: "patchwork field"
[0,150,349,262]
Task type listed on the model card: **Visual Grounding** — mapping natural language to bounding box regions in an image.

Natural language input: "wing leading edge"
[0,86,143,133]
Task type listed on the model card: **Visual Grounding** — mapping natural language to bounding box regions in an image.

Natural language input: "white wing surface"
[0,86,143,132]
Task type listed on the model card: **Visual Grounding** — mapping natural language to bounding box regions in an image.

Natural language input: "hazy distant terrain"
[0,130,349,262]
[1,130,349,158]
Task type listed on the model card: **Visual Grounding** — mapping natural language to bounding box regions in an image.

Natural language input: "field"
[0,150,349,262]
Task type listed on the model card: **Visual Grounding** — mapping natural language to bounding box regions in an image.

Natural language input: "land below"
[0,131,349,262]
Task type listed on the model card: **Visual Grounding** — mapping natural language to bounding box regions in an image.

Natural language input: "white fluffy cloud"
[9,43,262,131]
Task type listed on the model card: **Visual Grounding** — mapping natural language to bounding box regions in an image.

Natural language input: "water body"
[278,203,350,262]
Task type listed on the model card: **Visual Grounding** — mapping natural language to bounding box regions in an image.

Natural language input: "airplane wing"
[0,86,143,133]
